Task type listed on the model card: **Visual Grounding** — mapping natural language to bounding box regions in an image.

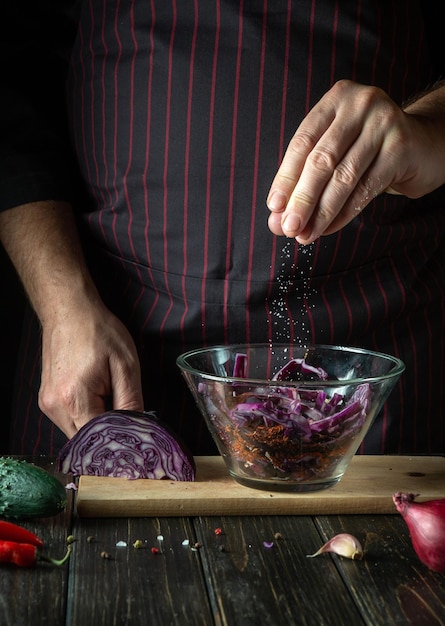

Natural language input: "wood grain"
[313,514,445,626]
[76,455,445,518]
[68,516,213,626]
[2,457,445,626]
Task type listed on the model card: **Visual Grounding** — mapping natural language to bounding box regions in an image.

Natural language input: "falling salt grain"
[157,535,164,542]
[182,539,190,547]
[116,541,127,547]
[267,240,316,344]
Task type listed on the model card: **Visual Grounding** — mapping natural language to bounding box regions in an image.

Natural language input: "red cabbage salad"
[198,354,372,481]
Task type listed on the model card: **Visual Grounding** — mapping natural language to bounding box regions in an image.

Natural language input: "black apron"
[11,0,445,455]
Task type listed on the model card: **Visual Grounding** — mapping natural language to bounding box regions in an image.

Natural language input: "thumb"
[111,360,144,412]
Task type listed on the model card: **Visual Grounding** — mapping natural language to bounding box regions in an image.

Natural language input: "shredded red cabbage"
[199,354,371,482]
[56,410,195,480]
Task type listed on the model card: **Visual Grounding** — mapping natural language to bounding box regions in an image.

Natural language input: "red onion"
[56,410,195,481]
[393,492,445,573]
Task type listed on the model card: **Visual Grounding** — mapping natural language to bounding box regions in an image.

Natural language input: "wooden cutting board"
[76,455,445,517]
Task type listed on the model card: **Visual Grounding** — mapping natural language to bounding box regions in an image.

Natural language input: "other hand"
[267,79,445,243]
[38,299,144,439]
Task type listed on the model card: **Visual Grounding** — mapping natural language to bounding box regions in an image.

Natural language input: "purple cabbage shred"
[200,353,373,481]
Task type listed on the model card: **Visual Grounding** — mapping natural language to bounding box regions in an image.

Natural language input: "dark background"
[1,245,25,453]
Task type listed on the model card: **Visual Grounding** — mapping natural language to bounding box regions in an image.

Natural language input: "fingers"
[110,350,144,413]
[38,308,144,439]
[267,81,402,242]
[38,367,108,438]
[267,94,337,222]
[269,137,375,242]
[39,357,144,439]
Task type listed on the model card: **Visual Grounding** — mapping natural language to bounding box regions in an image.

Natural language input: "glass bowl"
[177,344,405,492]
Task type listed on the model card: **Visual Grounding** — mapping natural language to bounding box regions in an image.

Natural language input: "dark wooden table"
[1,459,444,626]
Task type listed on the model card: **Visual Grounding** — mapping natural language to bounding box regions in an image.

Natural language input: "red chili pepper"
[0,521,44,547]
[0,540,72,568]
[0,541,37,567]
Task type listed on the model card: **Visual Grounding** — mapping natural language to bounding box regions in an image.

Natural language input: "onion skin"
[56,410,196,481]
[393,492,445,573]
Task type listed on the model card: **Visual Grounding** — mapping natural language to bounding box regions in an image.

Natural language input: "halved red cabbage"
[56,410,195,480]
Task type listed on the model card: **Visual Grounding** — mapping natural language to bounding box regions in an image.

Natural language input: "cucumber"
[0,457,67,519]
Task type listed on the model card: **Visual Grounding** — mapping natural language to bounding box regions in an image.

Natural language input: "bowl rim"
[176,343,406,387]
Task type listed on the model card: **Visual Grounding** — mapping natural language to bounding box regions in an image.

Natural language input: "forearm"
[403,81,445,115]
[0,200,100,325]
[400,83,445,193]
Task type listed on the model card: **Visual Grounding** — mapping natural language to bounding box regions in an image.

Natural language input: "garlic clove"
[307,533,364,560]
